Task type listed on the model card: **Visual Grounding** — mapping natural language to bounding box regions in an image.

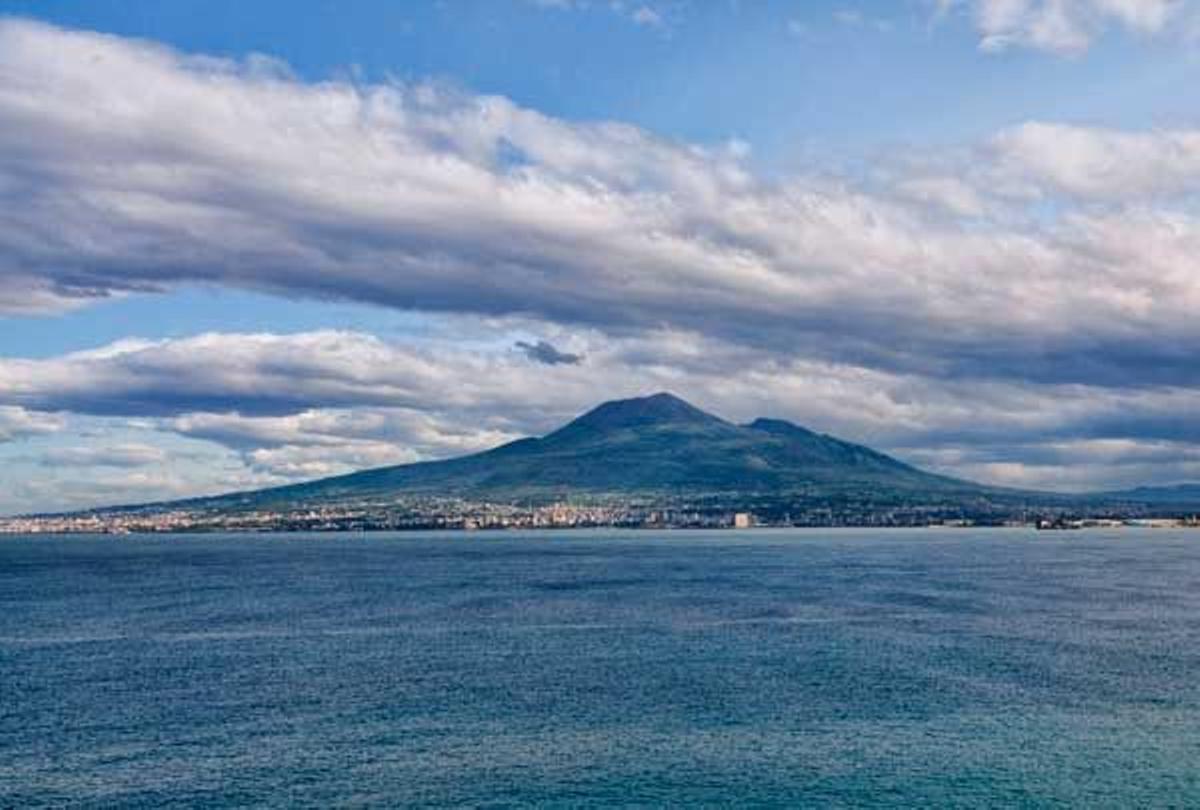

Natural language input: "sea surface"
[3,528,1200,807]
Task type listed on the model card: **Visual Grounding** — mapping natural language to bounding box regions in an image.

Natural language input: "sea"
[3,528,1200,807]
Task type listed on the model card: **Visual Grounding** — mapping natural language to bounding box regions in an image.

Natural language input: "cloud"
[988,121,1200,200]
[0,329,605,421]
[523,0,670,27]
[40,443,169,468]
[241,443,415,480]
[0,406,64,442]
[0,329,673,437]
[902,437,1200,491]
[7,327,1200,495]
[941,0,1182,55]
[833,8,894,30]
[2,464,279,516]
[827,7,897,33]
[515,339,583,365]
[170,407,517,478]
[8,19,1200,390]
[630,6,664,27]
[891,175,990,218]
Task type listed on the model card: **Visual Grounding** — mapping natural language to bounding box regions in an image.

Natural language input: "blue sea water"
[2,528,1200,807]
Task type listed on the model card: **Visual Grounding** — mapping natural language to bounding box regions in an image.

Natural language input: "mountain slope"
[178,392,982,511]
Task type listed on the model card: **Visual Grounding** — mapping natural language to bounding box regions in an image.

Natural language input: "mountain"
[181,392,982,513]
[21,392,1197,532]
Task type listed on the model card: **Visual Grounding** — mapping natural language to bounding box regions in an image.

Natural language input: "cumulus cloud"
[988,121,1200,200]
[942,0,1182,55]
[6,19,1200,389]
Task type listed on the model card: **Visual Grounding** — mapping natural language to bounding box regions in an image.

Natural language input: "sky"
[2,0,1200,514]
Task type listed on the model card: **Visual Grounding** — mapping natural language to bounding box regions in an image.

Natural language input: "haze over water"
[3,529,1199,806]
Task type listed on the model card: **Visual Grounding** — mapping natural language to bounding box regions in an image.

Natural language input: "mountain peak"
[561,392,725,432]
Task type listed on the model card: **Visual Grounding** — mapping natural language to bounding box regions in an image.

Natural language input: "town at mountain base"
[6,393,1200,533]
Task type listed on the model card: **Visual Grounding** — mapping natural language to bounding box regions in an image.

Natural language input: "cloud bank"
[5,328,1200,497]
[4,19,1200,389]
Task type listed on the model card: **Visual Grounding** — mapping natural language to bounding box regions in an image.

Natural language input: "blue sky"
[2,0,1200,513]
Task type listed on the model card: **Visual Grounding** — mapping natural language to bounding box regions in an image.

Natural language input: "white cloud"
[242,443,417,480]
[8,19,1200,389]
[904,437,1200,490]
[7,328,1200,495]
[0,406,64,442]
[891,175,990,217]
[946,0,1182,55]
[989,121,1200,199]
[171,407,518,478]
[2,465,279,516]
[630,6,664,26]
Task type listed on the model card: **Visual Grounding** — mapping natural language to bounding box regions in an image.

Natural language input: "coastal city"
[3,496,1197,535]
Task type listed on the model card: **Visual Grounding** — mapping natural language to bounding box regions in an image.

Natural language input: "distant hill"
[179,392,985,512]
[1098,483,1200,507]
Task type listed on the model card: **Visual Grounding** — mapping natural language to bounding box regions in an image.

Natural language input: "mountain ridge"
[93,391,985,516]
